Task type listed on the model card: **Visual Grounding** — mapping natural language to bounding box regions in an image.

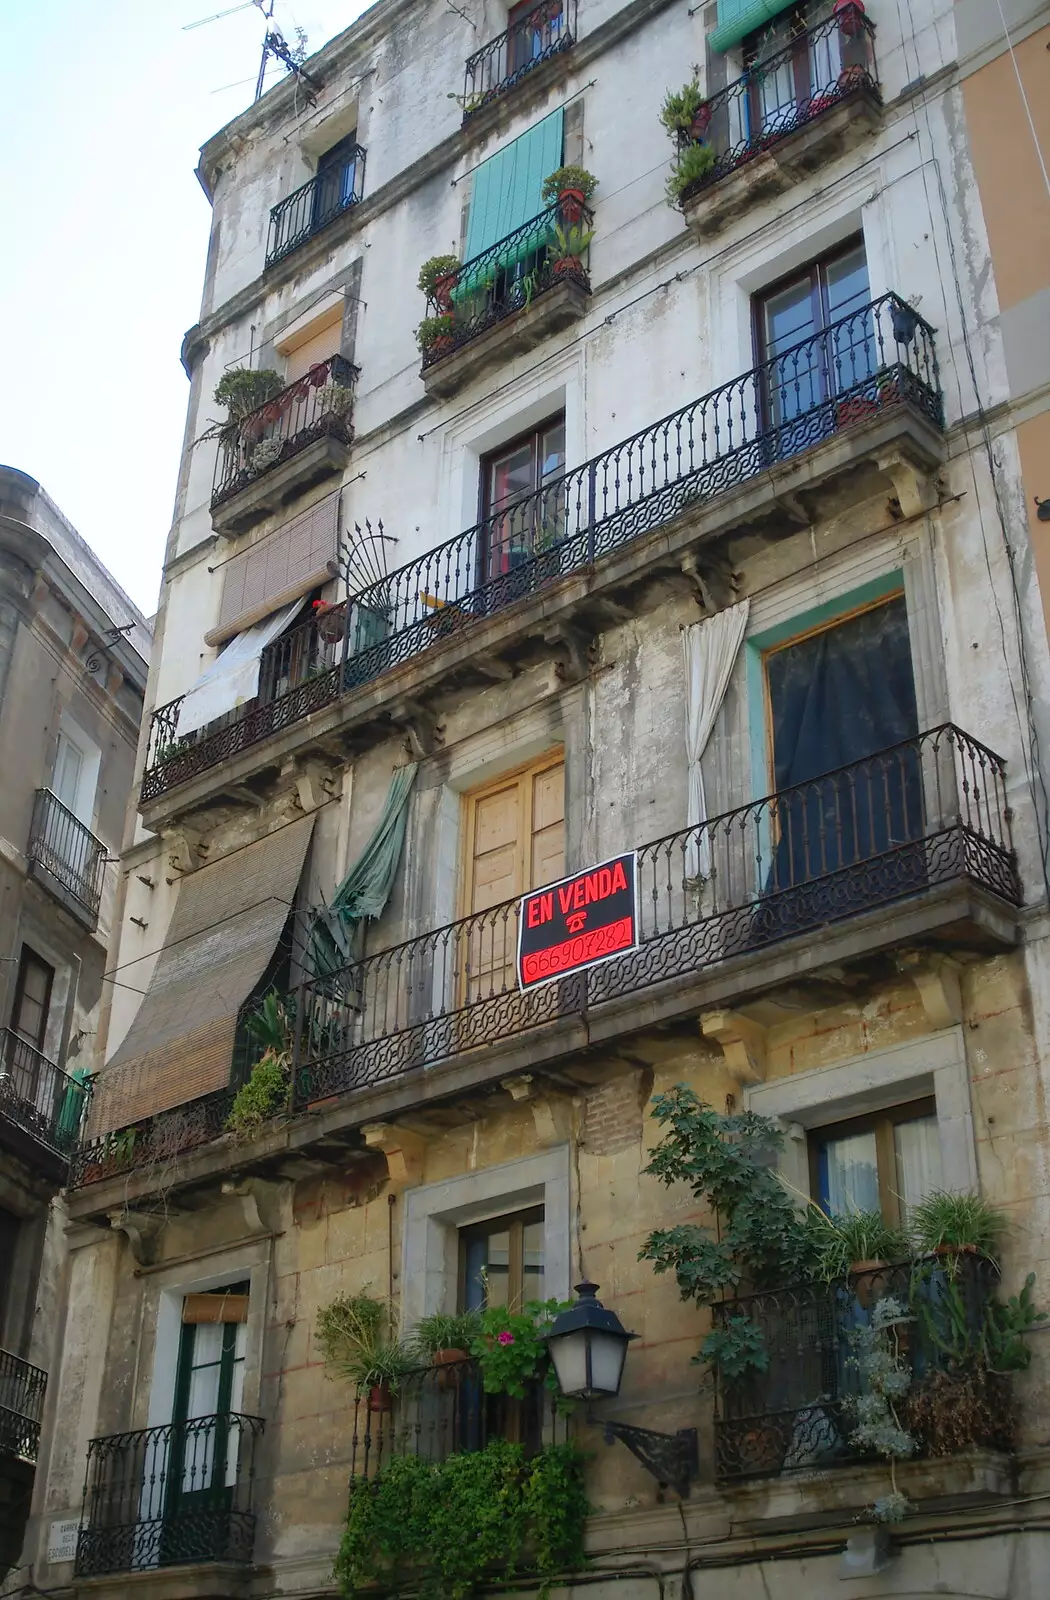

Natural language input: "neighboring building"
[0,467,150,1578]
[22,0,1050,1596]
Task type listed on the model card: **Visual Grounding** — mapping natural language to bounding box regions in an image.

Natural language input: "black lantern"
[544,1282,636,1400]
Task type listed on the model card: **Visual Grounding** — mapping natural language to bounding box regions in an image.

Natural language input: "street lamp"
[545,1282,698,1498]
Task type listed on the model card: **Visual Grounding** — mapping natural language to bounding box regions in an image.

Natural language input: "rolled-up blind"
[464,108,564,261]
[709,0,799,52]
[208,491,339,647]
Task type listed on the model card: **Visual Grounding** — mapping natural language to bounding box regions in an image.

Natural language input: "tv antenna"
[183,0,319,103]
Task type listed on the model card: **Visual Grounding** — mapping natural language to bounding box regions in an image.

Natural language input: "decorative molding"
[362,1122,427,1186]
[701,1009,767,1084]
[108,1209,165,1267]
[897,950,964,1028]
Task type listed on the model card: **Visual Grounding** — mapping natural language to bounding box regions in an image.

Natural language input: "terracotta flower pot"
[432,1347,470,1388]
[850,1258,887,1308]
[552,256,587,283]
[368,1381,392,1412]
[838,63,868,91]
[558,186,587,224]
[433,271,459,313]
[834,0,865,36]
[427,334,456,360]
[690,104,712,140]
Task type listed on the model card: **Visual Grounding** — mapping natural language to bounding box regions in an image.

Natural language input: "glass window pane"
[488,443,535,513]
[484,1228,511,1306]
[824,244,873,391]
[463,1234,489,1311]
[522,1219,545,1302]
[763,277,822,425]
[540,423,565,485]
[818,1128,879,1216]
[894,1115,943,1224]
[824,243,870,321]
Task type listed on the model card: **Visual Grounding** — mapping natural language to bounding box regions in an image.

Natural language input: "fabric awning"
[176,598,304,738]
[93,815,315,1134]
[709,0,798,52]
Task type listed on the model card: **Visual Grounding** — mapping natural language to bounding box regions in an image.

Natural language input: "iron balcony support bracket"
[588,1413,699,1498]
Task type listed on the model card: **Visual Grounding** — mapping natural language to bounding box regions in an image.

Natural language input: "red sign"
[517,852,638,991]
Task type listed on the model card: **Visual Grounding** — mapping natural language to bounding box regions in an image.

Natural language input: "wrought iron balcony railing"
[0,1030,86,1158]
[142,292,942,805]
[266,143,366,268]
[27,788,107,925]
[210,353,359,511]
[350,1358,568,1480]
[0,1348,47,1463]
[462,0,577,117]
[68,1084,233,1189]
[76,1412,264,1577]
[714,1253,1005,1481]
[293,724,1016,1106]
[675,4,879,207]
[421,202,592,371]
[141,603,346,804]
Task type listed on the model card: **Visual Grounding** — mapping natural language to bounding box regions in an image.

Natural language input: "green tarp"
[310,763,418,978]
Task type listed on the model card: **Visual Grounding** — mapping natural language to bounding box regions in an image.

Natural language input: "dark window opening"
[10,949,55,1053]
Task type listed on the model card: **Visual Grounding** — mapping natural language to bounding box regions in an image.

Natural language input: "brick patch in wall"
[583,1068,652,1156]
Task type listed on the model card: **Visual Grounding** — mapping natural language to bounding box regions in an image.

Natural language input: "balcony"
[75,1413,264,1578]
[142,292,944,814]
[420,203,592,399]
[26,788,106,931]
[68,1084,233,1190]
[678,6,881,240]
[140,603,346,806]
[265,143,366,269]
[461,0,577,119]
[210,354,359,535]
[0,1348,46,1464]
[0,1030,85,1175]
[714,1255,1009,1483]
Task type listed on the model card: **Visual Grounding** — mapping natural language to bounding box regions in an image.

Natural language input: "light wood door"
[463,756,565,1000]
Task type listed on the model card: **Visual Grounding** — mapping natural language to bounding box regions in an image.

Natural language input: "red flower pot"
[368,1381,392,1412]
[558,186,587,224]
[427,334,456,360]
[552,256,588,284]
[690,104,712,140]
[432,1348,470,1389]
[834,0,865,36]
[433,271,459,313]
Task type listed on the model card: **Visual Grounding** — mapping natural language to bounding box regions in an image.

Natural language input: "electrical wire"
[992,0,1050,203]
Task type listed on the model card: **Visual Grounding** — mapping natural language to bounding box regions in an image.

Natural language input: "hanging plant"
[659,79,705,138]
[665,141,717,206]
[212,367,284,420]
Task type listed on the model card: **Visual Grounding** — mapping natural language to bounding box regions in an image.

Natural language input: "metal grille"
[0,1029,84,1157]
[68,1086,235,1189]
[677,4,879,206]
[294,725,1017,1106]
[27,788,107,925]
[75,1413,263,1577]
[462,0,577,115]
[210,354,359,510]
[266,143,366,267]
[349,1359,569,1480]
[420,202,592,368]
[713,1254,1007,1480]
[0,1348,47,1463]
[144,291,942,804]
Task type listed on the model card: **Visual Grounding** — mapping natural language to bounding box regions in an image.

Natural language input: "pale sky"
[0,0,369,618]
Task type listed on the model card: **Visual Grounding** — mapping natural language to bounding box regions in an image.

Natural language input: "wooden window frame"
[478,413,566,583]
[807,1096,938,1230]
[458,749,566,920]
[458,1204,546,1313]
[10,947,55,1053]
[751,233,867,372]
[742,3,816,131]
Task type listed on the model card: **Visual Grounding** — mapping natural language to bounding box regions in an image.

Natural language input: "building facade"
[23,0,1050,1595]
[0,466,150,1577]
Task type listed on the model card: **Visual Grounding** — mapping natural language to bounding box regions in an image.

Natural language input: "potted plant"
[834,0,866,36]
[416,314,456,360]
[415,1309,483,1385]
[417,253,461,312]
[550,222,594,284]
[312,597,346,644]
[665,140,717,207]
[212,367,284,421]
[659,79,706,140]
[909,1189,1008,1265]
[316,1292,419,1411]
[467,1299,571,1399]
[541,164,598,224]
[806,1207,909,1300]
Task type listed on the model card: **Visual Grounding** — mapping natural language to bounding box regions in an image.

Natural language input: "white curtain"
[683,599,750,881]
[176,598,304,737]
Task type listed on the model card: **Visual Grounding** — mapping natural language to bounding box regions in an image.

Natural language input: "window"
[312,135,362,233]
[53,729,85,815]
[282,306,343,384]
[463,111,564,261]
[506,0,565,77]
[753,237,873,454]
[809,1100,943,1227]
[480,415,566,587]
[0,1207,19,1330]
[460,1206,545,1311]
[462,753,565,999]
[10,949,54,1052]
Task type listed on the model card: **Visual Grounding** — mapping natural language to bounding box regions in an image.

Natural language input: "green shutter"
[464,108,565,261]
[709,0,799,52]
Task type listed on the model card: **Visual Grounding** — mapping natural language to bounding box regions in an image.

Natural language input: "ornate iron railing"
[68,1085,235,1189]
[144,291,939,802]
[266,143,366,267]
[0,1031,85,1157]
[0,1348,47,1463]
[76,1412,264,1576]
[421,202,592,370]
[676,4,879,206]
[293,724,1017,1105]
[714,1253,1006,1480]
[140,603,346,803]
[462,0,577,116]
[350,1358,568,1479]
[211,354,359,510]
[27,788,107,925]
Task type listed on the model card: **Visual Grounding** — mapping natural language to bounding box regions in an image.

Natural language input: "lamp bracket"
[589,1415,698,1498]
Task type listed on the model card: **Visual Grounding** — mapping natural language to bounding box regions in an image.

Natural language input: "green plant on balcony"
[415,1309,485,1363]
[416,313,456,357]
[541,164,598,220]
[550,222,594,285]
[316,1291,419,1395]
[908,1189,1008,1262]
[225,990,293,1136]
[806,1207,911,1281]
[418,253,462,304]
[659,78,706,137]
[700,1312,769,1380]
[467,1298,573,1399]
[335,1439,589,1600]
[212,367,283,420]
[846,1294,917,1524]
[665,140,717,206]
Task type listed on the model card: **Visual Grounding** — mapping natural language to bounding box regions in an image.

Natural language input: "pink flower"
[497,1331,515,1346]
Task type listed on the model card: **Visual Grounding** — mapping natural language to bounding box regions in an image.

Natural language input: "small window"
[10,948,54,1052]
[460,1206,545,1312]
[480,414,566,584]
[809,1099,942,1228]
[506,0,565,76]
[313,135,361,232]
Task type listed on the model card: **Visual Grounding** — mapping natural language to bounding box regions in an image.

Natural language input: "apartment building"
[0,466,149,1577]
[23,0,1050,1595]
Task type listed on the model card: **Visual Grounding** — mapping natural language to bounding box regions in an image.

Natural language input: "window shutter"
[709,0,798,51]
[463,108,565,261]
[207,492,340,646]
